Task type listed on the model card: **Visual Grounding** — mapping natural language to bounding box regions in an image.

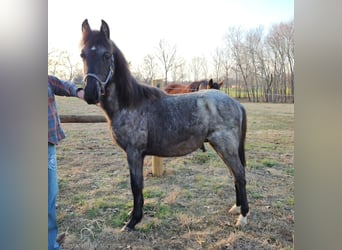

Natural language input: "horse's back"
[196,90,243,121]
[195,89,242,109]
[159,90,243,126]
[163,83,185,94]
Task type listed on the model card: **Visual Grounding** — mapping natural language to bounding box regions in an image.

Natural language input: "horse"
[80,19,249,231]
[164,79,223,94]
[164,79,223,152]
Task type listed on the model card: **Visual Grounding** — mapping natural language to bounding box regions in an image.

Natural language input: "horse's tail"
[239,106,247,167]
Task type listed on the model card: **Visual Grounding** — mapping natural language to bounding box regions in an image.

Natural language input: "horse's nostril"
[84,93,98,105]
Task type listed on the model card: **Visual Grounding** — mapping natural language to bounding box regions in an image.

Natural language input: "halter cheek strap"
[84,55,115,94]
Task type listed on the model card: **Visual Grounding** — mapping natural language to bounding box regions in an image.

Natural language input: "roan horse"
[164,79,223,152]
[164,79,223,94]
[80,19,249,231]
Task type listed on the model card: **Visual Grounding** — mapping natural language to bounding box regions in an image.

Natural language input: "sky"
[48,0,293,66]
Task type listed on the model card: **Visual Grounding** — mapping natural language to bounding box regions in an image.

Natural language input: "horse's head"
[80,19,115,104]
[207,79,224,90]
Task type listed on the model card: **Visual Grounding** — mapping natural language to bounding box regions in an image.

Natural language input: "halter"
[83,55,115,95]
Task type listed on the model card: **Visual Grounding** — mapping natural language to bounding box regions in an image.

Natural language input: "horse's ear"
[100,20,110,39]
[82,19,91,35]
[208,79,213,87]
[219,81,224,87]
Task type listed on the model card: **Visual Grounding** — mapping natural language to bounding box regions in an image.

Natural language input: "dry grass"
[55,96,294,249]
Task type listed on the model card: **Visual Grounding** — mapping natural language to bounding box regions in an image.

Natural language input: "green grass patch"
[191,153,210,164]
[85,207,100,219]
[144,202,173,219]
[181,189,194,199]
[109,210,131,228]
[261,159,280,168]
[143,187,165,199]
[250,191,263,199]
[95,199,116,210]
[72,194,86,206]
[139,220,158,233]
[286,167,294,176]
[248,160,264,169]
[117,180,129,189]
[286,197,295,206]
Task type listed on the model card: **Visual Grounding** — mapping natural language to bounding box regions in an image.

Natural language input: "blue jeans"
[48,143,60,250]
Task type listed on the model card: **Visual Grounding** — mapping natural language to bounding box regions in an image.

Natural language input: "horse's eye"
[104,52,111,60]
[80,52,86,59]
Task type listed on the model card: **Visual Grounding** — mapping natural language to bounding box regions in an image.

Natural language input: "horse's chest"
[110,112,148,147]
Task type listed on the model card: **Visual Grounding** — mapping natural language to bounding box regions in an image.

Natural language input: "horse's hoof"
[228,204,240,215]
[235,214,247,227]
[120,225,134,232]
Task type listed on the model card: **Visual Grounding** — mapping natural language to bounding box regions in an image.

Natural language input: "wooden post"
[151,79,164,177]
[152,156,163,177]
[60,115,106,123]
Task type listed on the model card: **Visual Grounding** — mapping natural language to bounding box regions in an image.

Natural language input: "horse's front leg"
[121,149,144,231]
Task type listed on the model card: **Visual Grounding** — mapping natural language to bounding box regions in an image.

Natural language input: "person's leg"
[48,143,60,250]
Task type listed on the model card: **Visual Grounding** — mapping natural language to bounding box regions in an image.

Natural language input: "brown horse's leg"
[121,150,144,231]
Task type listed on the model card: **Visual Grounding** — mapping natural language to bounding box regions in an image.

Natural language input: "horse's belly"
[147,135,205,157]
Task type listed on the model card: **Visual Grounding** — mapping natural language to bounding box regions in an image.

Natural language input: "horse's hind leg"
[209,139,249,226]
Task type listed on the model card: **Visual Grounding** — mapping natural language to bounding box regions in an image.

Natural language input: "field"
[55,96,294,249]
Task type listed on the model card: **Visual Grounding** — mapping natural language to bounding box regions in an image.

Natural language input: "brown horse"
[164,79,223,152]
[164,79,223,94]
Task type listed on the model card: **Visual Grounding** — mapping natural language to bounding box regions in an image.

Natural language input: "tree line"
[48,19,294,103]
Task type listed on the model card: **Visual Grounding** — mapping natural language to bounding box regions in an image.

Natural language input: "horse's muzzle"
[84,79,102,104]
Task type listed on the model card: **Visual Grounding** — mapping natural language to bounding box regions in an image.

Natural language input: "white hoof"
[235,214,247,227]
[228,204,240,214]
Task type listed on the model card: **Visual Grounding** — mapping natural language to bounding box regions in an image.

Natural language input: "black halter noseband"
[83,54,114,95]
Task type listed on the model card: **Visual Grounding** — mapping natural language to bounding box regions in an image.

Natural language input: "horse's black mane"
[81,30,166,109]
[111,43,166,108]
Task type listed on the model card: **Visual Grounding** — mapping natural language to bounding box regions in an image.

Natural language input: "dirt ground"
[55,97,294,249]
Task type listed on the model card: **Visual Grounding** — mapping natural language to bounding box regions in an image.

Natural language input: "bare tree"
[257,40,274,102]
[171,57,187,83]
[200,57,209,80]
[266,21,294,102]
[189,56,209,81]
[155,39,177,86]
[217,19,294,103]
[140,54,158,85]
[226,26,252,101]
[72,63,84,85]
[245,26,264,102]
[212,47,224,82]
[221,46,233,95]
[284,20,294,103]
[190,57,202,81]
[48,49,74,81]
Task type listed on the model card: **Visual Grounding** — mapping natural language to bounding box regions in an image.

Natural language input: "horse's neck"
[101,82,119,119]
